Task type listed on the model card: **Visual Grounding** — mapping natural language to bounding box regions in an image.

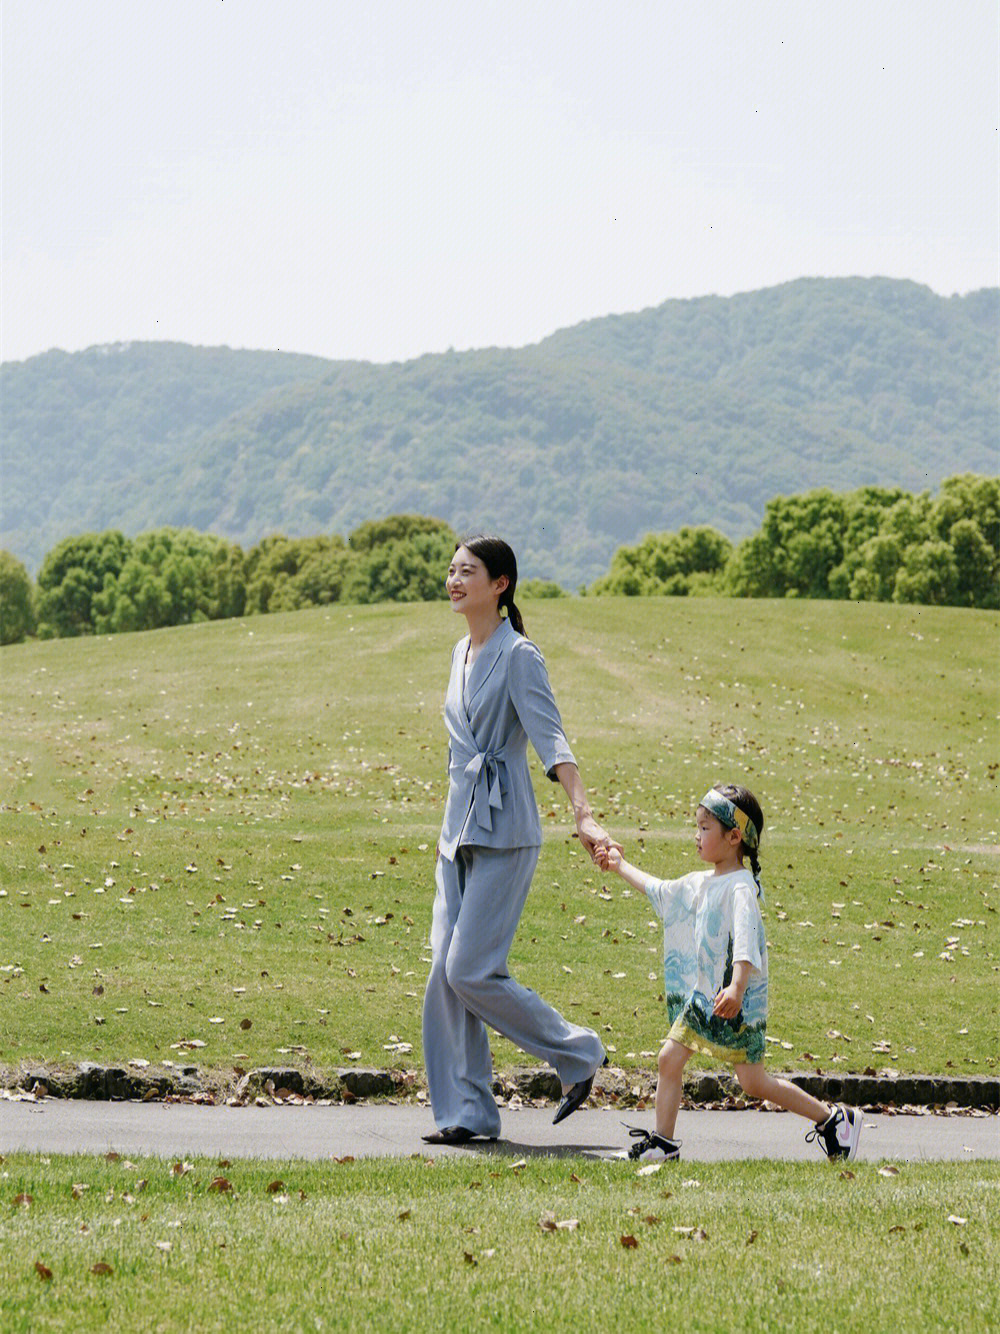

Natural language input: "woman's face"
[446,545,508,618]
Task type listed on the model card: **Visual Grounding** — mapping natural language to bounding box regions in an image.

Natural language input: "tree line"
[589,474,998,607]
[0,475,995,646]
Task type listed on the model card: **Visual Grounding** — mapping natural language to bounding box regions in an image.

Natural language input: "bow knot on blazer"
[438,619,576,861]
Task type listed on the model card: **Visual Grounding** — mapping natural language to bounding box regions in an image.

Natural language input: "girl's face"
[446,546,508,618]
[695,806,741,867]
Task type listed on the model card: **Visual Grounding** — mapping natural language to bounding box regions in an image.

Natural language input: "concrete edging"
[4,1062,997,1111]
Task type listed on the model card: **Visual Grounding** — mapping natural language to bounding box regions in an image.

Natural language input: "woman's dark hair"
[457,535,526,636]
[715,782,764,886]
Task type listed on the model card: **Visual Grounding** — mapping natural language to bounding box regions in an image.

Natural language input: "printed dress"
[645,868,768,1065]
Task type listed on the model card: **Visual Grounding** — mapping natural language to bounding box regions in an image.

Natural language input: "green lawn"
[2,1153,997,1333]
[1,597,997,1079]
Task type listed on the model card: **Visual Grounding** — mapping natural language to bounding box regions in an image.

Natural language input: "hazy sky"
[3,0,997,365]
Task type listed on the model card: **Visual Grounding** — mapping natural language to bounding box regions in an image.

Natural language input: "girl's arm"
[712,960,754,1018]
[599,845,651,895]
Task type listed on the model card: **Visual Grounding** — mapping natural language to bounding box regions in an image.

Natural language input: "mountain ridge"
[3,277,996,584]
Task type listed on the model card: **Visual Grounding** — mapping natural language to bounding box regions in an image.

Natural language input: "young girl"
[597,784,862,1163]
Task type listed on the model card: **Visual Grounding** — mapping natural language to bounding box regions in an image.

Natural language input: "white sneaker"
[623,1124,681,1163]
[806,1104,862,1161]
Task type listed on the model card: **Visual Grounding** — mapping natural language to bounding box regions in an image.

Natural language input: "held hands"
[575,814,622,867]
[594,844,623,873]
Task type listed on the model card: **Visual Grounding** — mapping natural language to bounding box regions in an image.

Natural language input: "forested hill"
[3,277,996,585]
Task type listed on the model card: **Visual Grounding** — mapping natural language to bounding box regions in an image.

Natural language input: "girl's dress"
[644,868,768,1064]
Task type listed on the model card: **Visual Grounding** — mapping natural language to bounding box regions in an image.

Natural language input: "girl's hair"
[457,535,526,636]
[715,782,764,887]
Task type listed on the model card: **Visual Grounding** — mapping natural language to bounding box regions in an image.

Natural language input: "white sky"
[2,0,997,365]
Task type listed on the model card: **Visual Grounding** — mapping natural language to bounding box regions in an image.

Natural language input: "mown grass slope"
[1,596,996,1078]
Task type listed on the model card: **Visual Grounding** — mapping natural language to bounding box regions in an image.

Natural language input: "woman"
[421,535,613,1145]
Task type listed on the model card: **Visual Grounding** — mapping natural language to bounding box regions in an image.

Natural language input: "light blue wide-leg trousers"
[422,844,606,1136]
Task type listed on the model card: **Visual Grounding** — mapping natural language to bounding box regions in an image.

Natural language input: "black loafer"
[553,1057,608,1125]
[422,1125,496,1145]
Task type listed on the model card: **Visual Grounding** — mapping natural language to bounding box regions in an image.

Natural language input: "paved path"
[2,1099,997,1162]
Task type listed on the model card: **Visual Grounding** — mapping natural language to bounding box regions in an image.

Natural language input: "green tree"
[92,529,245,633]
[846,534,906,603]
[243,534,350,613]
[942,518,997,608]
[0,550,36,644]
[343,525,457,604]
[590,526,732,596]
[892,540,959,605]
[347,514,456,553]
[36,531,132,637]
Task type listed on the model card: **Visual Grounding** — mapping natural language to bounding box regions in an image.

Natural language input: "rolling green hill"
[1,595,996,1075]
[3,278,996,585]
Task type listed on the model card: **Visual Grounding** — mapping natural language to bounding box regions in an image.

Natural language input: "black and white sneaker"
[623,1124,681,1163]
[806,1104,862,1161]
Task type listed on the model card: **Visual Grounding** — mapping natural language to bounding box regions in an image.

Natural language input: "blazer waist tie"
[461,744,510,833]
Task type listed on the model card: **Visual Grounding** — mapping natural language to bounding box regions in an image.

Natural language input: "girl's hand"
[712,983,744,1020]
[596,845,623,872]
[576,815,622,865]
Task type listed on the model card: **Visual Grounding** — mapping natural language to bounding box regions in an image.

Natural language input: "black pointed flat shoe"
[552,1057,608,1126]
[422,1125,496,1145]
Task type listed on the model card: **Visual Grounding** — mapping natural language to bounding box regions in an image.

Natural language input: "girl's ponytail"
[748,846,763,891]
[714,782,764,892]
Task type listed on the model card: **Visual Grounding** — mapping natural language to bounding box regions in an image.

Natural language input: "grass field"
[1,597,997,1080]
[2,1152,998,1333]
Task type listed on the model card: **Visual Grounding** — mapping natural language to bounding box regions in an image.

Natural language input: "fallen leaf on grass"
[155,1241,172,1252]
[266,1180,285,1193]
[839,1170,856,1180]
[620,1234,639,1249]
[948,1215,968,1226]
[208,1177,232,1193]
[35,1261,52,1280]
[398,1209,411,1221]
[91,1262,113,1276]
[463,1251,477,1265]
[510,1159,527,1172]
[14,1193,33,1206]
[746,1229,759,1244]
[171,1161,193,1177]
[636,1163,661,1177]
[878,1166,900,1177]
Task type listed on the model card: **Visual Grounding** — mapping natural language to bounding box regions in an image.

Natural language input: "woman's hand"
[575,814,622,864]
[594,844,623,873]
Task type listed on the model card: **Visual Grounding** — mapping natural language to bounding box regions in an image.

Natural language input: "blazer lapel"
[463,620,511,710]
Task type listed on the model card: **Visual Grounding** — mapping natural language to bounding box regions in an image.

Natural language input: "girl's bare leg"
[656,1040,693,1138]
[735,1063,831,1123]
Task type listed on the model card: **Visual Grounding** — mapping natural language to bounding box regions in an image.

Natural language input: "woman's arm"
[552,761,618,860]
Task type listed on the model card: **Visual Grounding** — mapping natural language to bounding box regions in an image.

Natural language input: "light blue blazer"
[438,619,577,861]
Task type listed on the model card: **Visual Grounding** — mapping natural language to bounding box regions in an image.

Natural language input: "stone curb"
[3,1062,997,1111]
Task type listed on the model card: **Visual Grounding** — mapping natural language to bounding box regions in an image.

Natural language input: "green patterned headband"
[700,788,759,850]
